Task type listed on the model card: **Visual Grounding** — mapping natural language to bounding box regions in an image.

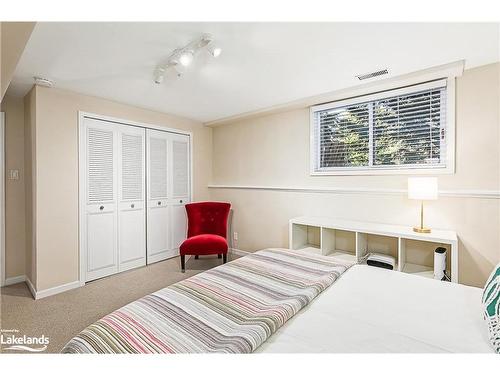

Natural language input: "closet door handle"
[99,205,104,211]
[179,200,183,204]
[130,204,135,208]
[157,201,161,206]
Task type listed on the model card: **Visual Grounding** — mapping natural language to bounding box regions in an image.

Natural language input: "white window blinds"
[312,80,448,173]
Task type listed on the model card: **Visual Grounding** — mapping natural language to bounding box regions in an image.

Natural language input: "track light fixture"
[154,34,221,84]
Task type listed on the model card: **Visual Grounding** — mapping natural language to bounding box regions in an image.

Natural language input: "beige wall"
[1,95,26,279]
[0,22,35,100]
[210,62,500,287]
[29,86,212,291]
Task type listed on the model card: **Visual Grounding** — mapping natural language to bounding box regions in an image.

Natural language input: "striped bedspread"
[62,248,352,353]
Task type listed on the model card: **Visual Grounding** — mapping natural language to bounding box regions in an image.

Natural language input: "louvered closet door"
[146,129,172,263]
[84,118,119,281]
[118,125,146,272]
[169,134,190,251]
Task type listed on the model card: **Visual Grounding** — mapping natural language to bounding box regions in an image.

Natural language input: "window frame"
[310,78,456,176]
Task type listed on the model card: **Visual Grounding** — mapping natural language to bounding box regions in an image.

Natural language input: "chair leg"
[194,255,199,260]
[180,255,186,273]
[217,254,222,259]
[222,253,227,264]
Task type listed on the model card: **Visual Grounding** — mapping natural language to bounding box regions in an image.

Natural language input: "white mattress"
[258,264,492,353]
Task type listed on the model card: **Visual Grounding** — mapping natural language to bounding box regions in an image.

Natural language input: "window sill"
[310,166,454,176]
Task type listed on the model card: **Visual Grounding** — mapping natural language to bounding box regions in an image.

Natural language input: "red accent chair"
[179,201,231,273]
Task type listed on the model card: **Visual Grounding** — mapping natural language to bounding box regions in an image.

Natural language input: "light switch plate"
[8,169,19,180]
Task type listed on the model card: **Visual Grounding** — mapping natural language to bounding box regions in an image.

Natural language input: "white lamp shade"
[408,177,438,200]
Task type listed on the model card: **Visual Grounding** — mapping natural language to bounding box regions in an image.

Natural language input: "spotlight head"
[154,67,165,84]
[210,46,222,58]
[172,63,185,78]
[178,50,194,67]
[199,34,213,48]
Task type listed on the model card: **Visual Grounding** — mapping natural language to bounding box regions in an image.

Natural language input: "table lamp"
[408,177,438,233]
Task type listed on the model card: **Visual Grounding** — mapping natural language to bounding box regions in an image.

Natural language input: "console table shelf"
[289,216,458,283]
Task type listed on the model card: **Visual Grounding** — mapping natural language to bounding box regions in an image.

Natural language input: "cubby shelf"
[401,263,434,279]
[289,216,458,283]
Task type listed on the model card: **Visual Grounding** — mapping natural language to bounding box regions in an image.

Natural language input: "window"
[311,79,453,175]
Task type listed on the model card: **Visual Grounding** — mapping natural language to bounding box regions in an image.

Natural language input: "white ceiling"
[10,22,499,123]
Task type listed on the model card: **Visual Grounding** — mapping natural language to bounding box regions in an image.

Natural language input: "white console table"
[289,216,458,283]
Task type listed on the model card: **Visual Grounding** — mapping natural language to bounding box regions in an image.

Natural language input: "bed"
[258,262,492,353]
[62,248,494,354]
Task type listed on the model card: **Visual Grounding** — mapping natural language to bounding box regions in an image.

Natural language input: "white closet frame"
[78,111,193,286]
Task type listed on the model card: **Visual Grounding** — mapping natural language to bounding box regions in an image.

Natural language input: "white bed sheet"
[257,264,492,353]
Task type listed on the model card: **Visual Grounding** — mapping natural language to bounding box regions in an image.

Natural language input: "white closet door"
[81,117,192,282]
[83,118,119,281]
[118,125,146,272]
[146,129,172,263]
[169,134,190,250]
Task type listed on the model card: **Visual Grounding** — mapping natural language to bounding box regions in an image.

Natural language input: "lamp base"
[413,226,431,234]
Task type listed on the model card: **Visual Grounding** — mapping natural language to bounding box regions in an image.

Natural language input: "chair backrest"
[185,201,231,239]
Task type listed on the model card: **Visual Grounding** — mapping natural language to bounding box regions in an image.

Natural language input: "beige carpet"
[0,254,240,353]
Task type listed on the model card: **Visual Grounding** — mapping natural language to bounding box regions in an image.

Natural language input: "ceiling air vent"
[356,69,389,81]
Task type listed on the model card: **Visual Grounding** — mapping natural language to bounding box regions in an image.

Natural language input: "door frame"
[0,112,5,287]
[78,111,193,285]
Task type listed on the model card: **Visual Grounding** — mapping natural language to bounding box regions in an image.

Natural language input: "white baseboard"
[36,280,81,299]
[230,248,251,256]
[4,275,26,286]
[25,277,36,299]
[25,278,80,300]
